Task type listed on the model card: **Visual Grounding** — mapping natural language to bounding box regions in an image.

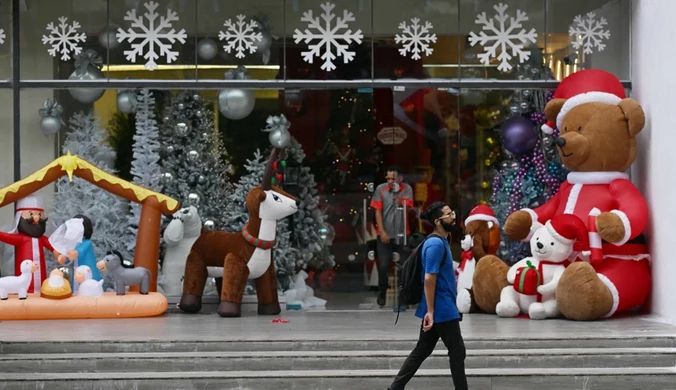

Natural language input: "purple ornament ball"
[502,115,538,155]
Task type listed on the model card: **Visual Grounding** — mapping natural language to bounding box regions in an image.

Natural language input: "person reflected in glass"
[389,202,467,390]
[370,166,414,308]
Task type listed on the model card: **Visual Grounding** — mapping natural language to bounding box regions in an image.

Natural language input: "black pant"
[390,319,468,390]
[377,237,405,292]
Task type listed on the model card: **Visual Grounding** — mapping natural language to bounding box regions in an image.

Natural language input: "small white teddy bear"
[75,265,104,297]
[496,214,590,320]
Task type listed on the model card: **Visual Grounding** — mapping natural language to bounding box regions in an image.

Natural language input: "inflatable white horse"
[161,206,202,296]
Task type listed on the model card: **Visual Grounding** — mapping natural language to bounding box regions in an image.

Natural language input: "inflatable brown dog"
[179,148,299,317]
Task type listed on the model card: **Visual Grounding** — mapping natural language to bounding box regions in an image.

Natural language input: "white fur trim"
[597,273,620,318]
[556,92,622,130]
[465,214,499,226]
[541,123,554,135]
[609,210,631,246]
[521,208,540,242]
[564,184,582,214]
[567,171,629,185]
[545,220,574,244]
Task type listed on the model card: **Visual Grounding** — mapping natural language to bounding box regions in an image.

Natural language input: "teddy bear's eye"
[564,127,568,132]
[577,126,582,132]
[550,242,555,246]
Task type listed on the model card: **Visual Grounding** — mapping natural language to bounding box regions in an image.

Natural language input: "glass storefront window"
[0,0,10,82]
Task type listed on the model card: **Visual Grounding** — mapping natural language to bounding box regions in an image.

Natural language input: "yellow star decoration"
[59,151,80,182]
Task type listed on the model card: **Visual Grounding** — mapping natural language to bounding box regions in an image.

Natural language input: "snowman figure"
[496,214,590,320]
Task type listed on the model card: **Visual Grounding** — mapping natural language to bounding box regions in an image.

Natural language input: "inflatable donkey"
[97,251,152,295]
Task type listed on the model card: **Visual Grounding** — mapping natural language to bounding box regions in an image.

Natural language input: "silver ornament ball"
[196,110,203,117]
[204,219,216,230]
[175,121,190,136]
[40,116,62,136]
[177,103,185,110]
[160,172,173,185]
[187,193,201,206]
[197,38,218,61]
[268,128,291,148]
[522,89,531,97]
[253,30,272,53]
[519,101,530,110]
[68,66,105,104]
[98,25,120,50]
[197,175,207,185]
[58,266,71,282]
[509,104,520,114]
[218,88,255,120]
[117,92,138,114]
[187,150,199,161]
[166,145,175,154]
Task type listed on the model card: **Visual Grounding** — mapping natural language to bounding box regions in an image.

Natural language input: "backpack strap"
[424,235,448,268]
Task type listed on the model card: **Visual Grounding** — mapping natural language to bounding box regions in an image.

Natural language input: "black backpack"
[395,235,447,324]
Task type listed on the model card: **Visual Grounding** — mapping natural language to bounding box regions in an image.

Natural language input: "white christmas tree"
[51,111,130,288]
[285,137,335,272]
[223,149,267,232]
[126,89,163,252]
[159,91,233,230]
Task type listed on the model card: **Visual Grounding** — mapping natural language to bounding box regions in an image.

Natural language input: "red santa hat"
[464,205,499,227]
[541,69,626,135]
[544,214,590,254]
[9,195,44,234]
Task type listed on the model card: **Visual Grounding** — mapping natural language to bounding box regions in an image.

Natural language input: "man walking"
[389,201,468,390]
[370,166,414,307]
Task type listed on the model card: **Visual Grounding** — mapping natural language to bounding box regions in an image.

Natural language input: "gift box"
[514,260,541,295]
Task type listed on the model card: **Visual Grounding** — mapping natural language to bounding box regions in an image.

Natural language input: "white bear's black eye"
[272,194,281,202]
[550,242,555,246]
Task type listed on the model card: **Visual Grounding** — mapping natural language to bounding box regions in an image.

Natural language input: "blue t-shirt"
[414,236,460,323]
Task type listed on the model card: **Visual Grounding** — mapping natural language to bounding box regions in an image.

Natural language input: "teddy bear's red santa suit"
[520,70,650,318]
[0,196,59,293]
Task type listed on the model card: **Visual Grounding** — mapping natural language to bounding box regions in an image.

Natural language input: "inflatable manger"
[0,152,177,320]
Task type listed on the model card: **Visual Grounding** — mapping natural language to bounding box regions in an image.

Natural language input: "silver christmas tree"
[159,91,233,229]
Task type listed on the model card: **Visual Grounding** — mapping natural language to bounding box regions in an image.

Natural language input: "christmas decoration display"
[569,12,611,55]
[456,205,500,314]
[160,91,233,230]
[38,99,65,136]
[251,13,278,64]
[218,14,262,59]
[116,88,138,114]
[98,24,120,50]
[497,214,590,320]
[42,16,86,61]
[292,2,364,72]
[97,251,152,295]
[126,89,163,252]
[284,270,327,309]
[116,0,188,70]
[161,206,202,296]
[51,112,130,288]
[68,50,105,104]
[218,66,255,121]
[468,3,538,72]
[0,260,39,300]
[179,148,297,318]
[40,268,73,299]
[63,215,100,294]
[395,17,437,60]
[474,69,651,321]
[48,216,85,285]
[197,38,218,61]
[262,114,292,149]
[74,265,104,297]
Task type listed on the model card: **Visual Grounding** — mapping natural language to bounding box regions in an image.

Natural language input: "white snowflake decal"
[218,14,262,59]
[292,2,364,72]
[116,1,187,71]
[395,17,437,60]
[0,28,5,45]
[468,3,538,72]
[41,17,87,61]
[569,12,610,54]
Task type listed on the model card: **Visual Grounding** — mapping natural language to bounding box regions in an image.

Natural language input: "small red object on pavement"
[272,318,289,324]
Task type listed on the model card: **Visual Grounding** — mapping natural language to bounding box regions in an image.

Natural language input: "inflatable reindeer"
[179,148,299,317]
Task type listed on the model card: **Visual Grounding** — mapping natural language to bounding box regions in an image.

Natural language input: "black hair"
[421,201,447,225]
[386,165,401,174]
[74,214,93,240]
[107,250,135,269]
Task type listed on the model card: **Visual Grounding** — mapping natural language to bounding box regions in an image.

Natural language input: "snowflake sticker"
[468,3,538,72]
[116,1,187,71]
[569,12,610,54]
[0,28,5,45]
[41,17,87,61]
[395,17,437,60]
[293,2,364,72]
[218,14,262,59]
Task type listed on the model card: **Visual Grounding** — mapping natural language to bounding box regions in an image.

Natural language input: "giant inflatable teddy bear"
[473,69,650,321]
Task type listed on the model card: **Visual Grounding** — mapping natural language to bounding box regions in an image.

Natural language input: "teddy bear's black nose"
[554,137,567,147]
[537,241,544,249]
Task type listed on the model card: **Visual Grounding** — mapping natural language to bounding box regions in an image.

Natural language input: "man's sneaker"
[377,290,386,307]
